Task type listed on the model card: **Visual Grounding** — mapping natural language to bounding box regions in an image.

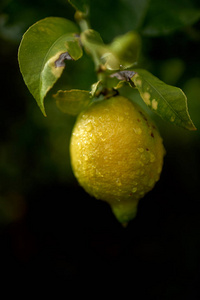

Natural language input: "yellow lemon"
[70,95,165,223]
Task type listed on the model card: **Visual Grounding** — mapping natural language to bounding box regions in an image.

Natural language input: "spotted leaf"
[18,17,82,116]
[132,69,196,130]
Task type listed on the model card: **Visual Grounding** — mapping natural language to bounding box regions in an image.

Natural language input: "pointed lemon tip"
[110,201,138,224]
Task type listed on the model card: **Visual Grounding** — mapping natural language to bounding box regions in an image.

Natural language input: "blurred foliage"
[0,0,75,43]
[0,0,200,290]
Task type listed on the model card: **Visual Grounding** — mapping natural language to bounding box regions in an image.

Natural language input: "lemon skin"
[70,95,165,223]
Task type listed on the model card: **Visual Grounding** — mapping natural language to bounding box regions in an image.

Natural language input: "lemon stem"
[74,10,90,32]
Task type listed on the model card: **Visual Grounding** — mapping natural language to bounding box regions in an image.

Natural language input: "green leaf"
[90,80,102,97]
[131,69,196,130]
[80,29,107,68]
[80,29,104,49]
[81,29,140,71]
[107,31,141,69]
[80,29,122,71]
[68,0,89,14]
[54,89,91,115]
[18,17,82,116]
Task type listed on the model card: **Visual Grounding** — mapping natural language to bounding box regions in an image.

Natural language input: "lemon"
[70,95,165,223]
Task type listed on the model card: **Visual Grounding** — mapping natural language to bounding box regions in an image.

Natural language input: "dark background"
[1,0,200,296]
